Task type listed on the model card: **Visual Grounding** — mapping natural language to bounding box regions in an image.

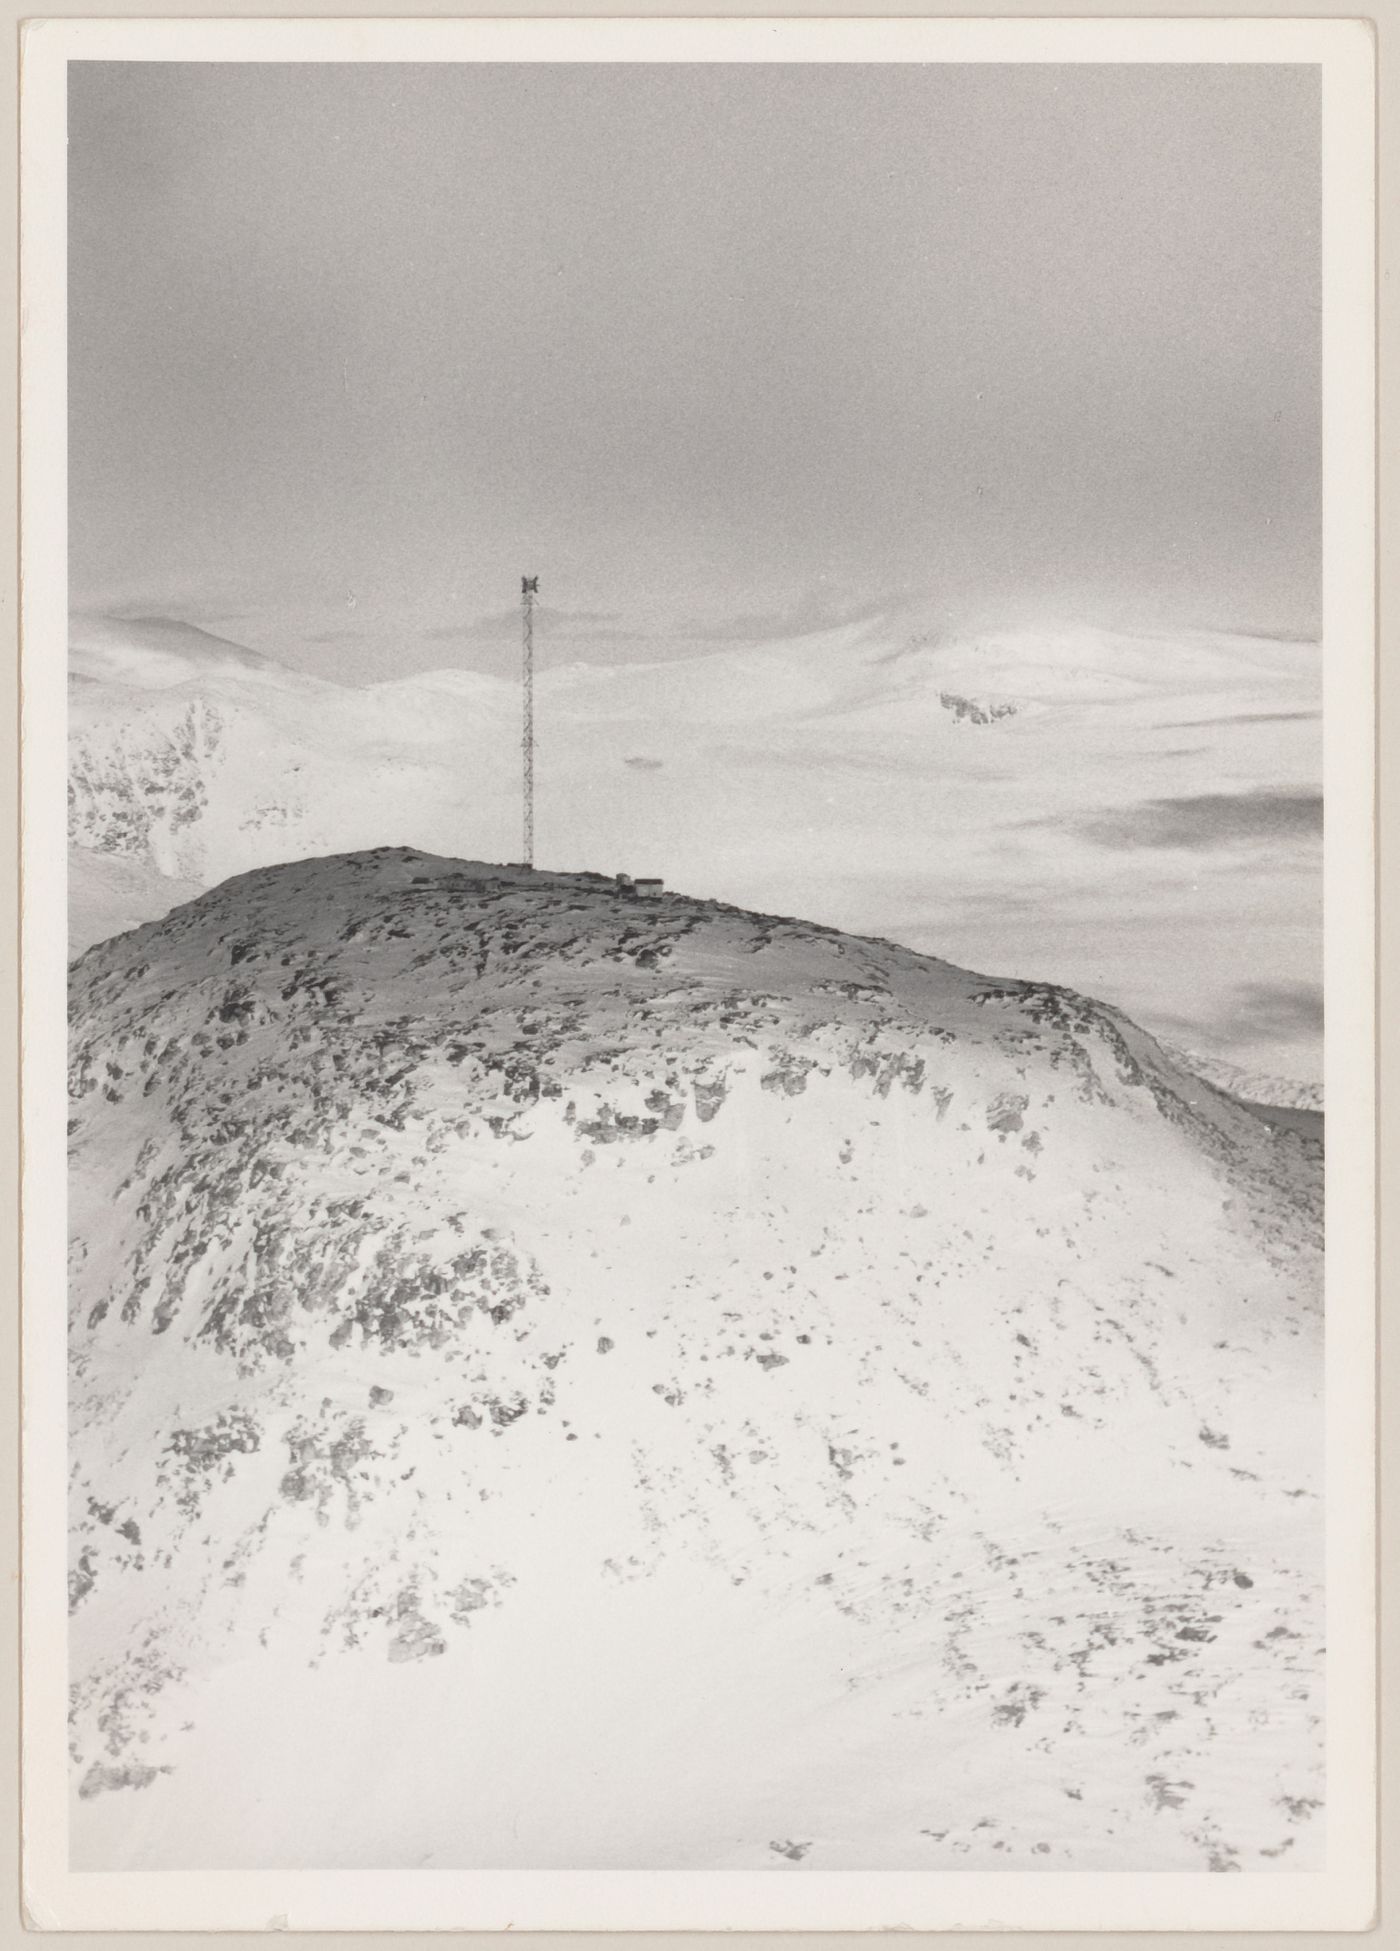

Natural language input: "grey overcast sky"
[69,61,1321,680]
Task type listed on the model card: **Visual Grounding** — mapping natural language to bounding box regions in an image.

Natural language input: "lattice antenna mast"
[521,576,538,867]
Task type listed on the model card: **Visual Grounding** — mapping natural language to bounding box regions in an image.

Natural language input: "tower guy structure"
[521,575,538,867]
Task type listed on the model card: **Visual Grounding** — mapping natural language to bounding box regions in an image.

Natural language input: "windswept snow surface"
[66,609,1322,1082]
[68,851,1323,1871]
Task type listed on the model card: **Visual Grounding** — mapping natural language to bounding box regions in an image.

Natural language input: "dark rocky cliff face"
[68,849,1323,1872]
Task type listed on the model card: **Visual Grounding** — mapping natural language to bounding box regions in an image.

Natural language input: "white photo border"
[19,15,1377,1932]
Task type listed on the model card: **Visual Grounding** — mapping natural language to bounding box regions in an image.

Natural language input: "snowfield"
[66,607,1322,1086]
[68,850,1323,1871]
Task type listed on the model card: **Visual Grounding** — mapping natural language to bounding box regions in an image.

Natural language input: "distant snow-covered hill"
[69,851,1322,1871]
[69,612,283,689]
[66,609,1323,1084]
[67,612,515,926]
[1160,1042,1324,1117]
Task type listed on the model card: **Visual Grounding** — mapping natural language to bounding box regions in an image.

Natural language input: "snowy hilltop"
[66,607,1323,1088]
[68,850,1322,1871]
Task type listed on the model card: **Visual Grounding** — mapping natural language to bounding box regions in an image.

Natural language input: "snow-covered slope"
[66,610,1322,1085]
[69,612,283,689]
[67,848,205,959]
[1159,1042,1324,1119]
[67,613,517,897]
[68,850,1323,1872]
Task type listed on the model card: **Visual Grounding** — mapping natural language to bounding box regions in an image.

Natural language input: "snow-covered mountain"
[68,850,1323,1872]
[66,608,1323,1087]
[1158,1042,1324,1119]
